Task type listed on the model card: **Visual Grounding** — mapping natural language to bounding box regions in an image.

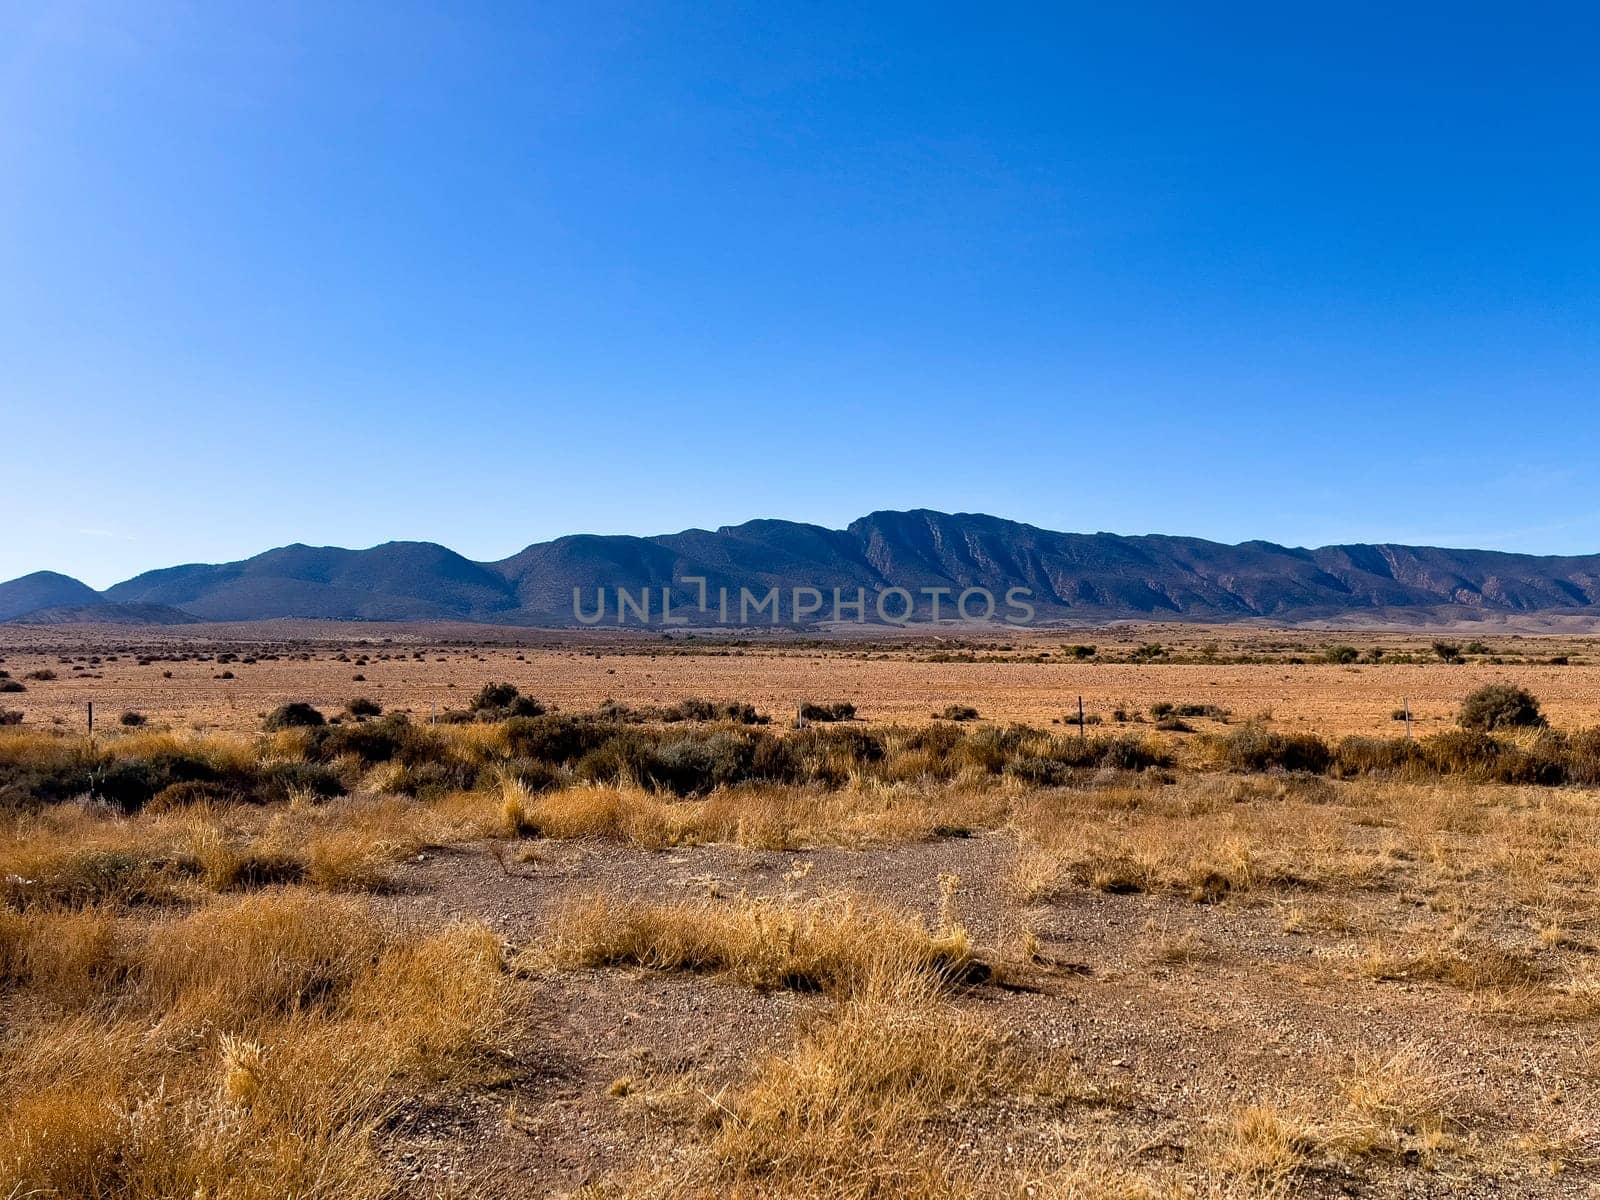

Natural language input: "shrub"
[308,714,418,766]
[1322,645,1359,664]
[502,713,618,764]
[1417,729,1564,785]
[0,710,21,726]
[1215,727,1332,774]
[258,761,345,802]
[935,705,980,722]
[1151,702,1229,721]
[264,702,326,731]
[118,711,147,727]
[789,726,884,785]
[1094,735,1171,771]
[659,698,768,724]
[0,681,24,694]
[616,729,798,796]
[1431,641,1462,663]
[1564,729,1600,786]
[22,670,56,682]
[469,682,544,720]
[1457,683,1545,731]
[799,701,856,723]
[1333,736,1416,776]
[345,696,382,718]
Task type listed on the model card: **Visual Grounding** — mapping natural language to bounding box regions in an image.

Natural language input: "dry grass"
[539,891,990,993]
[0,889,512,1199]
[496,772,1011,851]
[8,654,1600,1197]
[0,789,488,910]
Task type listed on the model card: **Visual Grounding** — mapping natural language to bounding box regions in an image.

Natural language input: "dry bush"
[541,892,988,993]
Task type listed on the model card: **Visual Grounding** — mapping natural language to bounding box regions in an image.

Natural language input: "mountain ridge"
[8,510,1600,626]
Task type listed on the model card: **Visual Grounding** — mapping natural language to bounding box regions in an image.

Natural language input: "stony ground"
[370,828,1600,1198]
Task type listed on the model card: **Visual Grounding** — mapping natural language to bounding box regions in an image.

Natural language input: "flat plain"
[4,619,1600,736]
[5,621,1600,1199]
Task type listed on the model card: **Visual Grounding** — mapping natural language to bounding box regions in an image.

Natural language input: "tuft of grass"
[540,892,990,993]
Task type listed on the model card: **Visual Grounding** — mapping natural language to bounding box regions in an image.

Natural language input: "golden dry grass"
[539,890,988,993]
[0,889,512,1200]
[7,645,1600,1197]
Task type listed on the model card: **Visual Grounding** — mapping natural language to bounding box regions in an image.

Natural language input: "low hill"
[0,571,104,622]
[4,602,202,626]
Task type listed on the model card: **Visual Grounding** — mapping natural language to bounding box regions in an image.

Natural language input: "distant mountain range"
[6,510,1600,627]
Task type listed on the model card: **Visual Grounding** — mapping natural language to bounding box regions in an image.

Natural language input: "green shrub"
[659,698,768,724]
[345,696,382,718]
[264,702,325,730]
[1457,683,1545,731]
[799,701,856,722]
[470,682,544,720]
[502,714,618,764]
[258,760,346,801]
[308,714,418,765]
[573,728,797,796]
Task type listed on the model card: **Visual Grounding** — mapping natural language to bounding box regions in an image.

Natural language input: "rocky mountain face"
[8,510,1600,625]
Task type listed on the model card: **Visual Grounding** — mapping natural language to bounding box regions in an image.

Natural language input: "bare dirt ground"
[371,820,1600,1198]
[3,620,1598,737]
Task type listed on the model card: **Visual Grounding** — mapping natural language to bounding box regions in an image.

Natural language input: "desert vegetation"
[5,635,1600,1196]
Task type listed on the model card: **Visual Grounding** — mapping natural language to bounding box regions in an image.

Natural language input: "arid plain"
[7,622,1600,1199]
[5,620,1600,736]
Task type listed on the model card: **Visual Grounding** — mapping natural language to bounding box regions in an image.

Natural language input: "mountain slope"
[106,542,518,621]
[5,602,201,626]
[8,511,1600,626]
[0,571,104,622]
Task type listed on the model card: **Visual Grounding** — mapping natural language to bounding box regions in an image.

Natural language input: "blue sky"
[3,2,1597,588]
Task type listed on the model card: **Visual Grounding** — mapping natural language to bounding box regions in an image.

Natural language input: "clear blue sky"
[3,2,1597,588]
